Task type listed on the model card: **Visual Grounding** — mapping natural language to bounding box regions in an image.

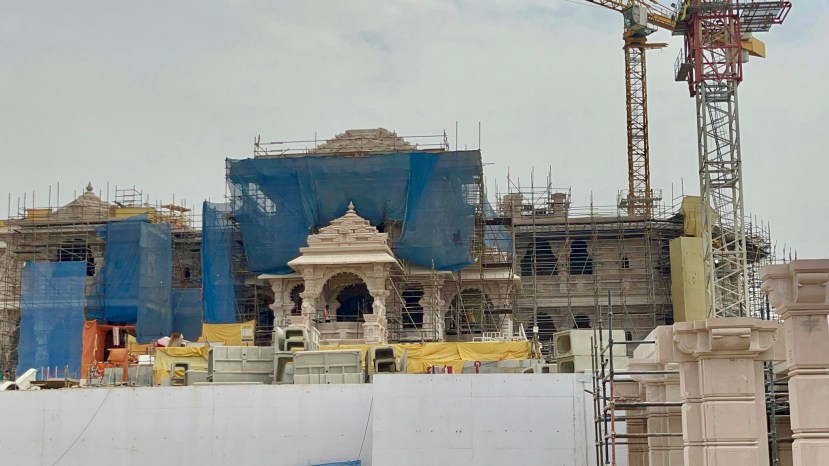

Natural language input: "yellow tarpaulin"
[679,196,718,238]
[153,346,210,385]
[199,320,256,346]
[320,341,531,374]
[126,335,154,357]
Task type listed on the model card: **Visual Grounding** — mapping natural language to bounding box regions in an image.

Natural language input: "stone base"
[288,314,312,329]
[362,314,387,345]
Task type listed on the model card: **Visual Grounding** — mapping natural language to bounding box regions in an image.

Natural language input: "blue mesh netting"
[16,262,86,378]
[226,150,481,274]
[171,288,203,340]
[202,201,237,324]
[99,218,173,343]
[85,273,105,321]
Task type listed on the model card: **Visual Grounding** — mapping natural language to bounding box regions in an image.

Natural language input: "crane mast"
[584,1,671,217]
[674,0,790,317]
[624,36,665,216]
[625,38,651,216]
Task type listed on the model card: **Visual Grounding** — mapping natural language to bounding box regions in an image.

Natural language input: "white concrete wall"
[372,374,597,466]
[0,374,606,466]
[0,384,374,466]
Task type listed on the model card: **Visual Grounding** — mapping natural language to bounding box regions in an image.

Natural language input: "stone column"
[288,290,316,330]
[613,375,649,466]
[629,359,657,466]
[645,379,669,466]
[420,282,445,341]
[663,366,683,466]
[671,318,780,466]
[266,279,287,324]
[762,260,829,466]
[364,289,388,344]
[633,326,683,466]
[630,364,681,465]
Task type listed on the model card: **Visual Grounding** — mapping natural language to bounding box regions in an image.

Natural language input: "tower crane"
[673,1,790,317]
[583,0,788,318]
[584,1,675,217]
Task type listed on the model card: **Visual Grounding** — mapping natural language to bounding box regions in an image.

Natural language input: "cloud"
[0,1,824,258]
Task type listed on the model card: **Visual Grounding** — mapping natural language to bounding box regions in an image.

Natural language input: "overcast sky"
[1,1,825,258]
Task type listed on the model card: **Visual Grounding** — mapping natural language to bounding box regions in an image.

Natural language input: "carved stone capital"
[762,260,829,318]
[370,289,390,299]
[671,318,781,361]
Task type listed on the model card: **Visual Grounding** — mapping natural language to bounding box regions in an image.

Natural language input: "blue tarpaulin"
[226,150,481,274]
[311,462,361,466]
[201,202,237,324]
[100,218,173,343]
[16,262,86,378]
[172,288,203,340]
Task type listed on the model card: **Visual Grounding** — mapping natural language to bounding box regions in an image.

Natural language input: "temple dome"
[51,182,111,221]
[309,128,415,154]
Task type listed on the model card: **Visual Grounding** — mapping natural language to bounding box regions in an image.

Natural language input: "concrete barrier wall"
[372,374,596,466]
[0,384,374,466]
[0,374,601,466]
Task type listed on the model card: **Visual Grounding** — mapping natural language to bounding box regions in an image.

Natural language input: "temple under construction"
[0,129,774,377]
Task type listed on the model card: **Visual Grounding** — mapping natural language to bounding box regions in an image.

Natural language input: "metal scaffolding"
[0,184,200,376]
[591,291,682,466]
[495,172,683,358]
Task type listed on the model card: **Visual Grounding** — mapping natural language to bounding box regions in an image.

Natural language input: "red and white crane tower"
[673,1,791,317]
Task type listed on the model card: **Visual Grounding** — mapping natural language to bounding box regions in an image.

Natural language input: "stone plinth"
[668,318,781,466]
[762,260,829,466]
[363,313,387,345]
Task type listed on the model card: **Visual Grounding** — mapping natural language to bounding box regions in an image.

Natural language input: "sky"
[1,1,826,258]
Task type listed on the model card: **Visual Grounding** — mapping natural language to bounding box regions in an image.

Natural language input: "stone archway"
[320,271,374,322]
[335,283,373,321]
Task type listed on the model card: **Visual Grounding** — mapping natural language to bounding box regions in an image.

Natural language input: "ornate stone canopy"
[263,202,401,344]
[287,202,398,272]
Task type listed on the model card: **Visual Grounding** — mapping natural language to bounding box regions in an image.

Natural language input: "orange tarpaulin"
[81,320,136,377]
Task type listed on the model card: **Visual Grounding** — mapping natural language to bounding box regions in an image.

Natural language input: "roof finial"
[85,182,94,193]
[347,201,355,212]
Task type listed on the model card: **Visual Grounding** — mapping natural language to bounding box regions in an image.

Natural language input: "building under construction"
[0,185,202,377]
[0,128,776,377]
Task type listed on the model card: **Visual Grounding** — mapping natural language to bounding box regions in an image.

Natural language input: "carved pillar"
[268,279,286,321]
[663,366,683,466]
[420,280,445,341]
[671,318,780,466]
[364,289,389,344]
[291,268,321,330]
[762,260,829,466]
